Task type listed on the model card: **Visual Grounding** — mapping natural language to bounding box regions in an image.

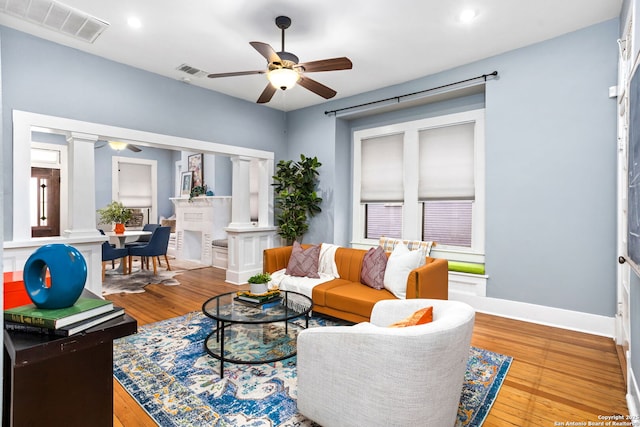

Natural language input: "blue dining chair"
[127,226,172,275]
[101,240,129,280]
[124,223,161,248]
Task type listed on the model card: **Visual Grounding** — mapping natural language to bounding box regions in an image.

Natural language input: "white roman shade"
[418,122,475,200]
[118,162,152,207]
[360,133,404,202]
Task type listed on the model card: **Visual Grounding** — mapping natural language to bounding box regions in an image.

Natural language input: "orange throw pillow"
[388,306,433,328]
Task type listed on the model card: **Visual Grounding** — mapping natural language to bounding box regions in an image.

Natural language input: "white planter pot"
[250,283,269,294]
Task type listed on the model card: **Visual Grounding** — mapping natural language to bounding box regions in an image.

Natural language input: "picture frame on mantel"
[188,153,204,188]
[180,171,193,196]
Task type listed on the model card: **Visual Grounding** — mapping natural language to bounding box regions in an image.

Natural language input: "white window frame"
[352,109,485,263]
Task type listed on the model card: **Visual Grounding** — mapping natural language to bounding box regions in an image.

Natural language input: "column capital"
[66,132,99,143]
[230,155,254,163]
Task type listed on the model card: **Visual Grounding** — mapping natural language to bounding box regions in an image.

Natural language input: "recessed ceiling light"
[127,16,142,29]
[459,9,477,23]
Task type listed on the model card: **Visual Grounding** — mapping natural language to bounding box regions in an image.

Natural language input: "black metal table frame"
[202,290,312,377]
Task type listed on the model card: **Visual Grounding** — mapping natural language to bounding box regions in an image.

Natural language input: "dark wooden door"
[31,167,60,238]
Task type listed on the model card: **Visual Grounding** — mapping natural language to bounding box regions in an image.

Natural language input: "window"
[353,109,485,259]
[422,200,472,246]
[366,204,403,239]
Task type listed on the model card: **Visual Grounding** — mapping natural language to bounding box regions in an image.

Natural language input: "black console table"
[2,313,137,427]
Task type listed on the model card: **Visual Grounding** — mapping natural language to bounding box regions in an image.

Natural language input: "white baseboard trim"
[450,292,615,337]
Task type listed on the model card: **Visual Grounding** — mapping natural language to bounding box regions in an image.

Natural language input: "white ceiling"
[0,0,623,111]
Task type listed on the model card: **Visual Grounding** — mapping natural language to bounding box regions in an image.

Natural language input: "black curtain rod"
[324,70,499,116]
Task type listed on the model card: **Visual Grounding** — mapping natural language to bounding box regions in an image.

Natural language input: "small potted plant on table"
[97,201,133,234]
[247,272,272,294]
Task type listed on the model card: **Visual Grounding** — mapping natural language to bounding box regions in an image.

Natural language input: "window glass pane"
[40,178,48,226]
[30,177,38,227]
[365,204,402,239]
[423,200,472,247]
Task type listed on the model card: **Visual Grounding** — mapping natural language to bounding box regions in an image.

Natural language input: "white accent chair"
[297,299,475,427]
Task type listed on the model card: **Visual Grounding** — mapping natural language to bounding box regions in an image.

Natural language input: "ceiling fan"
[207,16,352,104]
[95,141,142,152]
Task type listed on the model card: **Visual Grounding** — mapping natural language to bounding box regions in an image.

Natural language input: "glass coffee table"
[202,290,313,377]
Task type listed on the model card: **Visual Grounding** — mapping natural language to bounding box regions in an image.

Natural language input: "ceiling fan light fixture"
[267,68,299,90]
[108,141,128,151]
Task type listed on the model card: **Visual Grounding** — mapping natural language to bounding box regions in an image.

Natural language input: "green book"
[4,298,114,329]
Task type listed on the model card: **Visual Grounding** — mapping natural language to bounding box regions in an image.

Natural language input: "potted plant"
[97,201,133,234]
[189,184,207,201]
[272,154,322,244]
[247,272,272,294]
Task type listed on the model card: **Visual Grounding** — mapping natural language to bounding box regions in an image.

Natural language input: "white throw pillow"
[383,243,423,299]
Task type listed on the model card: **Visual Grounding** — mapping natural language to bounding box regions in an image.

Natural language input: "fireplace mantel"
[170,196,231,264]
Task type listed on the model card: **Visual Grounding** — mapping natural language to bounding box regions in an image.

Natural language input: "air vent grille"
[177,63,208,78]
[0,0,109,43]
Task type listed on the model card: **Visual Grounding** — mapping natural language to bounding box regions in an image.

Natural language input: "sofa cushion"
[360,246,387,290]
[383,243,423,299]
[312,279,355,307]
[322,283,396,319]
[286,241,321,278]
[388,306,433,327]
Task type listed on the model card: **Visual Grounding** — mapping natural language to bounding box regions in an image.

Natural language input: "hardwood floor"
[107,267,628,426]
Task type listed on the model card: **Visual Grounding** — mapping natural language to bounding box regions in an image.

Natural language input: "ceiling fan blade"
[250,41,281,64]
[207,70,265,78]
[298,76,337,99]
[127,144,142,153]
[257,84,277,104]
[95,143,106,149]
[298,57,353,73]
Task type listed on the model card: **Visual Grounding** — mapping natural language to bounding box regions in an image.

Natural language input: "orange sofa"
[263,245,449,323]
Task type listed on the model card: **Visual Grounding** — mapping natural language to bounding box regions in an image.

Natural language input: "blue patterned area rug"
[113,312,512,427]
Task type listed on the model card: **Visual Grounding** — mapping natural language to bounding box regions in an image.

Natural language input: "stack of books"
[4,297,125,337]
[235,289,282,307]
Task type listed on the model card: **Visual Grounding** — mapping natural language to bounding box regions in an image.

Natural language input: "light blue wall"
[334,118,351,246]
[284,110,338,244]
[0,26,286,239]
[482,20,618,314]
[285,19,619,317]
[215,155,232,196]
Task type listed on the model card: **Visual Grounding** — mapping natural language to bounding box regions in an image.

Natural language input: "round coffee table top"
[202,290,313,324]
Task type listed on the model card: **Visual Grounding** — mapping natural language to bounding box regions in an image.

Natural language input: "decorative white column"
[225,156,277,284]
[258,158,274,227]
[229,156,252,228]
[64,132,101,238]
